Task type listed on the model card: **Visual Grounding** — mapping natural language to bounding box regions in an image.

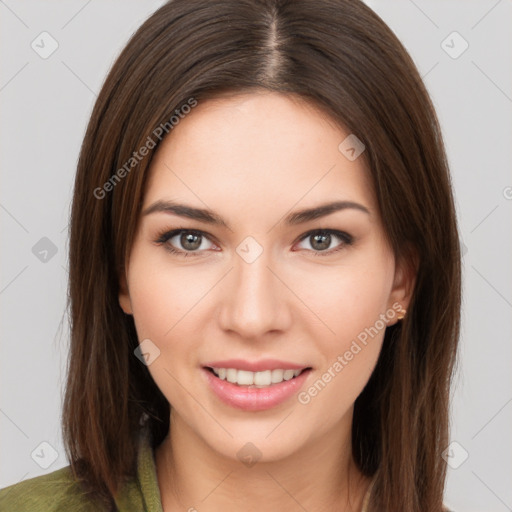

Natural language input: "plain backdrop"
[1,1,511,510]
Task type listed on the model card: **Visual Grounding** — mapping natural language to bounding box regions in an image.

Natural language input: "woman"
[0,0,460,510]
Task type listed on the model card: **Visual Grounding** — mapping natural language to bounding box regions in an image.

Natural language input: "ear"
[387,246,418,325]
[118,267,133,315]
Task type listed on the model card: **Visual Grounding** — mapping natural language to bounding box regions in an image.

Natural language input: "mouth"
[201,361,313,411]
[203,366,311,388]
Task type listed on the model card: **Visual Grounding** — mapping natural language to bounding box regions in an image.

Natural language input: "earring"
[396,308,407,321]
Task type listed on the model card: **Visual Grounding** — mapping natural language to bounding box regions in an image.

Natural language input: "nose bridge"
[218,246,288,337]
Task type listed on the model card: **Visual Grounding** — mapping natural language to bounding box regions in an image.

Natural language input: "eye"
[294,229,353,256]
[155,229,217,257]
[154,228,353,258]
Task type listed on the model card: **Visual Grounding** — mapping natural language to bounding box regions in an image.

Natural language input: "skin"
[119,91,415,512]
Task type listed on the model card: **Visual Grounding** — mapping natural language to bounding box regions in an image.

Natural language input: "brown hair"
[63,0,461,510]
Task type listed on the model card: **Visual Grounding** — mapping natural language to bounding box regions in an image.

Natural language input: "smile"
[201,360,312,411]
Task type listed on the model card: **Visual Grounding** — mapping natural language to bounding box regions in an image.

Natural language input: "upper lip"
[203,359,311,372]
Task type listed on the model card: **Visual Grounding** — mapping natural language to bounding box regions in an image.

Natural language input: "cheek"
[126,259,206,407]
[298,259,393,341]
[295,252,393,399]
[297,266,389,417]
[127,255,208,341]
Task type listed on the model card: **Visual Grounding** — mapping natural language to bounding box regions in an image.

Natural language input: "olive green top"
[0,427,163,512]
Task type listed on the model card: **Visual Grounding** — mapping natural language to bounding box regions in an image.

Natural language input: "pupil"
[311,233,330,251]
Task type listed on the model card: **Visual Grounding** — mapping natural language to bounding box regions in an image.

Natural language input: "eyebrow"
[142,199,370,229]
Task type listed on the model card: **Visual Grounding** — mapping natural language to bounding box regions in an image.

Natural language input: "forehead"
[144,91,376,223]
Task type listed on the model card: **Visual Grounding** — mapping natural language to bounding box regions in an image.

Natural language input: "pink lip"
[202,367,312,411]
[203,359,308,372]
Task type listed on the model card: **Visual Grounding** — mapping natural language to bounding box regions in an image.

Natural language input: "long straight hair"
[63,1,461,510]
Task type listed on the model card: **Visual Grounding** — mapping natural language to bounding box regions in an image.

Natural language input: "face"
[119,91,412,463]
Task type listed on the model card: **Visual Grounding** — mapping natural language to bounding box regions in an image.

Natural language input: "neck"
[155,410,371,512]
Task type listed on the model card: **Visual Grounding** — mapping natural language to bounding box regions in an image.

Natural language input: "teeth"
[236,370,254,386]
[212,367,303,387]
[271,369,284,383]
[254,370,271,386]
[283,369,295,381]
[226,368,237,383]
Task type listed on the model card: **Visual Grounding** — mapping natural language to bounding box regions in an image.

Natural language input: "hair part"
[63,1,461,510]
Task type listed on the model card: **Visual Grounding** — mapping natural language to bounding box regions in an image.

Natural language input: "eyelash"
[154,228,354,258]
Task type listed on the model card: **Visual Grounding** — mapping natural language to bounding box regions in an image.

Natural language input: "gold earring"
[396,308,407,320]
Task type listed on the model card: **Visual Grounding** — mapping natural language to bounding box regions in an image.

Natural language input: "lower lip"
[202,368,311,411]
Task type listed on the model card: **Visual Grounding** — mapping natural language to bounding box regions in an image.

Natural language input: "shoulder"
[0,466,105,512]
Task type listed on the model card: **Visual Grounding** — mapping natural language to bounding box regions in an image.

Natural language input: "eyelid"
[155,228,218,255]
[294,229,353,254]
[155,228,213,244]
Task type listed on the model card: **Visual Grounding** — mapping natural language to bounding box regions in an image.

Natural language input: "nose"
[217,248,292,340]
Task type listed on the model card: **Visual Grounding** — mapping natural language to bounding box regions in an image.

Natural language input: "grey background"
[1,1,511,510]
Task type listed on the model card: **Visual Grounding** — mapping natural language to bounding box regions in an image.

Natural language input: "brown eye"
[310,232,331,251]
[295,229,353,256]
[155,229,216,256]
[180,232,203,251]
